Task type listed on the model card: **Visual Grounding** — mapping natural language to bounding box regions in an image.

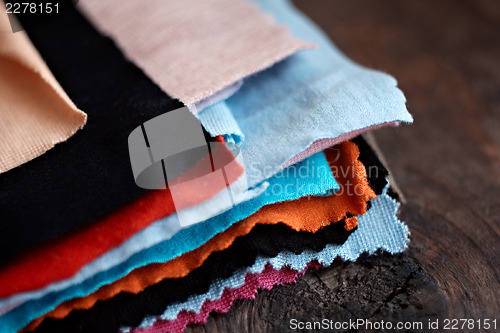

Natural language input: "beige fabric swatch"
[0,4,87,174]
[79,0,314,105]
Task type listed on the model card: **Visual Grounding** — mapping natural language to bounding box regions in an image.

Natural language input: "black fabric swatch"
[0,4,193,265]
[34,137,388,333]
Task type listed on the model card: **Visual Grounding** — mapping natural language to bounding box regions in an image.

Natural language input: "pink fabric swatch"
[128,262,322,333]
[79,0,314,105]
[282,122,400,169]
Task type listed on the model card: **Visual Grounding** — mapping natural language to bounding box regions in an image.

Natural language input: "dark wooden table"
[188,0,500,331]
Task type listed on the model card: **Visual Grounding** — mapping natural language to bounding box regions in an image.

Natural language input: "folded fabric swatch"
[0,152,336,333]
[0,5,86,174]
[197,0,412,190]
[31,221,351,333]
[78,0,313,105]
[16,139,374,330]
[129,185,409,332]
[0,2,249,295]
[126,264,314,333]
[282,123,396,169]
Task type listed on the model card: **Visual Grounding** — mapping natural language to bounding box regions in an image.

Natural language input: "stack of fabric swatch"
[0,0,413,332]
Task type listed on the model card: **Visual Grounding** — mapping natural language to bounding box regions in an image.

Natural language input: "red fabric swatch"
[0,137,243,298]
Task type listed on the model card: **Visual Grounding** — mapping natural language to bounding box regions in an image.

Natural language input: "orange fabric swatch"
[23,141,375,331]
[0,4,86,173]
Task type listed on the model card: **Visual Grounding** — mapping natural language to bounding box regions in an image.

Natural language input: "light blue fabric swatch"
[199,0,412,189]
[0,152,338,333]
[128,186,409,330]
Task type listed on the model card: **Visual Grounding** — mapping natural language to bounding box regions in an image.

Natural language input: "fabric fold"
[0,3,86,173]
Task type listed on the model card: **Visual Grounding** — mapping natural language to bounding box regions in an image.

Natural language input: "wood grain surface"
[186,0,500,331]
